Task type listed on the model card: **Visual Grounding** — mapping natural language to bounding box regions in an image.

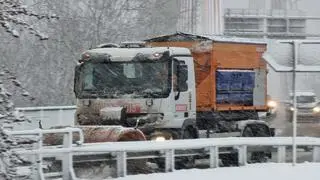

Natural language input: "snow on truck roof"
[144,32,267,45]
[82,47,192,62]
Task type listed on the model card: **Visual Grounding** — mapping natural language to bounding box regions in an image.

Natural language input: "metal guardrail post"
[238,145,247,166]
[277,146,286,163]
[117,151,127,177]
[209,146,219,168]
[312,146,320,162]
[40,109,44,122]
[36,131,45,180]
[62,130,73,180]
[165,149,175,172]
[7,128,84,180]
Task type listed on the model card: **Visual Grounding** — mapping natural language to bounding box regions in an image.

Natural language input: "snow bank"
[117,163,320,180]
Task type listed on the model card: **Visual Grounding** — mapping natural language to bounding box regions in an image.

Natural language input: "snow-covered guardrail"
[6,127,83,180]
[7,127,320,180]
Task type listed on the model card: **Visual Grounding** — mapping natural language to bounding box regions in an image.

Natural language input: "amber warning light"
[79,53,90,63]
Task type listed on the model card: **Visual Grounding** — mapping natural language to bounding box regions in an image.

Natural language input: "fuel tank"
[43,126,146,145]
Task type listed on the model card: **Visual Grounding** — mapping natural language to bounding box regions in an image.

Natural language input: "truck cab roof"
[81,47,192,62]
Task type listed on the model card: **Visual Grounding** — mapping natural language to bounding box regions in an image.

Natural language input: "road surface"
[268,104,320,137]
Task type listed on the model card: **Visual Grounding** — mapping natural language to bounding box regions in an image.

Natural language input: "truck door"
[172,59,191,119]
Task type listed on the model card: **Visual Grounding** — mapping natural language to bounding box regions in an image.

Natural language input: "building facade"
[224,0,308,39]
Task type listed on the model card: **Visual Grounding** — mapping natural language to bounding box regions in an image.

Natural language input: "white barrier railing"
[6,127,83,180]
[13,106,76,130]
[16,106,77,111]
[7,127,320,180]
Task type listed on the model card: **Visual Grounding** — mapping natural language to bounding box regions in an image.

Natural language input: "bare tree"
[0,68,37,179]
[0,0,58,40]
[0,0,186,178]
[0,0,182,108]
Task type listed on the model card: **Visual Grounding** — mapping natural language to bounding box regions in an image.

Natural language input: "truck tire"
[250,152,269,163]
[175,127,196,169]
[242,123,271,163]
[155,127,197,170]
[220,153,239,167]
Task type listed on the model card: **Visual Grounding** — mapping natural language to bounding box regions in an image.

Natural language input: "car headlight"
[267,100,277,108]
[313,106,320,113]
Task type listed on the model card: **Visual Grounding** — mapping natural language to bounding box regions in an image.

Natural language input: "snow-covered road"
[117,163,320,180]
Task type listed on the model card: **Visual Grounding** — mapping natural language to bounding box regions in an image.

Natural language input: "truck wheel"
[220,153,239,167]
[153,128,196,170]
[250,152,269,163]
[175,128,196,169]
[242,124,271,163]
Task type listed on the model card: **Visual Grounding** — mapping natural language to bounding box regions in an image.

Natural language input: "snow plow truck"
[45,32,275,173]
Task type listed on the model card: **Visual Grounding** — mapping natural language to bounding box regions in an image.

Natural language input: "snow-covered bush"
[0,69,36,179]
[1,1,58,178]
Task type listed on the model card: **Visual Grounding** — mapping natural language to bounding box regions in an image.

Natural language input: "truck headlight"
[152,136,166,141]
[150,131,173,141]
[267,100,277,108]
[313,107,320,113]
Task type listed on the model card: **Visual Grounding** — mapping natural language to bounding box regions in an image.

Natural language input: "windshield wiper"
[141,91,164,98]
[81,88,118,98]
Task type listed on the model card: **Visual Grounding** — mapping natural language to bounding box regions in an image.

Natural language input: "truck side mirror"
[177,64,188,90]
[178,64,188,83]
[174,64,188,100]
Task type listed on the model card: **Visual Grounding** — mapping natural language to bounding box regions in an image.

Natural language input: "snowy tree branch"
[0,0,58,40]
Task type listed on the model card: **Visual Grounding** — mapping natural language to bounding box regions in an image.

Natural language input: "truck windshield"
[76,61,171,98]
[295,96,316,103]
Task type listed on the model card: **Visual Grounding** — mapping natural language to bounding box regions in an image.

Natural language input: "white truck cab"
[74,47,197,140]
